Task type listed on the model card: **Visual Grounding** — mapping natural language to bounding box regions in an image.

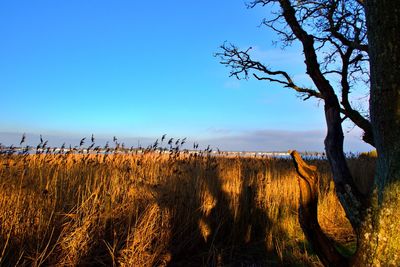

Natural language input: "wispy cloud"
[198,128,373,152]
[200,129,325,152]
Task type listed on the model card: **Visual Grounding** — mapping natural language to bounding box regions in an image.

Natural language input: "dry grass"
[0,146,375,266]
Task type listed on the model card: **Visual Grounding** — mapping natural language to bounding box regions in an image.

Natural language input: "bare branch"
[339,47,374,146]
[326,1,368,53]
[216,43,322,100]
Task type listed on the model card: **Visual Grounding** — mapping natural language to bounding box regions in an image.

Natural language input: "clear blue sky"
[0,0,372,151]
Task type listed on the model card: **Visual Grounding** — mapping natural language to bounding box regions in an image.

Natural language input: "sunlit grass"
[0,140,375,266]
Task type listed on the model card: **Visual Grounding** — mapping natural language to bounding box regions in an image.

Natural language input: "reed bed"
[0,141,375,266]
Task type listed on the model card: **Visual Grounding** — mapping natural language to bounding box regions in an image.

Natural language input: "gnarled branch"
[290,150,348,267]
[216,43,323,100]
[339,47,374,147]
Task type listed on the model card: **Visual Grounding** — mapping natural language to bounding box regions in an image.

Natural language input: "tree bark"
[291,151,400,266]
[351,0,400,265]
[366,0,400,192]
[290,151,348,267]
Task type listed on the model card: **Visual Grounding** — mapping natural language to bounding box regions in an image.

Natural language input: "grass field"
[0,146,375,266]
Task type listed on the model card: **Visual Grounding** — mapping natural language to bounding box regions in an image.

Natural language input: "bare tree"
[217,0,400,265]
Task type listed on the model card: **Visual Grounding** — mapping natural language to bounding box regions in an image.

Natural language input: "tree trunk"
[351,189,400,266]
[291,150,400,266]
[366,0,400,192]
[352,0,400,265]
[323,100,365,231]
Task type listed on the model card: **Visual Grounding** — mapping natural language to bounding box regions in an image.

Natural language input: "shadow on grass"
[0,154,321,266]
[151,156,307,266]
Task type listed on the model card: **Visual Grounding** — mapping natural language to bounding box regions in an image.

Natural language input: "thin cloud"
[199,128,372,152]
[200,129,325,152]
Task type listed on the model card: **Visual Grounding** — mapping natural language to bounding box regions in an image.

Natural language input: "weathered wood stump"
[290,150,348,267]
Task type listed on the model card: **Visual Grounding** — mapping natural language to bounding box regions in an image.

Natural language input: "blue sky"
[0,0,372,151]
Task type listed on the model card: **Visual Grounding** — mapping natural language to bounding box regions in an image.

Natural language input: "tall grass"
[0,142,375,266]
